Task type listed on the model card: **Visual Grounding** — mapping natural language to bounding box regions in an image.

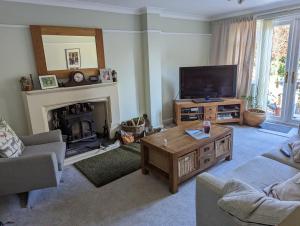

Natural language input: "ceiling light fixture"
[228,0,245,4]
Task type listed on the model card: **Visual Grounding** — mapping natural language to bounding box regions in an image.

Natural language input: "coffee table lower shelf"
[141,127,232,193]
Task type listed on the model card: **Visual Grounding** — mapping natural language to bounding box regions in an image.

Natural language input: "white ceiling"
[6,0,300,20]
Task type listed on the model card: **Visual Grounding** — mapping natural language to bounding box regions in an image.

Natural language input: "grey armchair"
[0,130,66,206]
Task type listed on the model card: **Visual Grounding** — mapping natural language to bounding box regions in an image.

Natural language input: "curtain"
[210,16,257,98]
[255,20,273,110]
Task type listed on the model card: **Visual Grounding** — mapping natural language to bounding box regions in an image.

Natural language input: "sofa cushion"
[263,148,300,170]
[263,135,300,170]
[264,173,300,201]
[289,140,300,163]
[222,156,299,190]
[0,118,24,158]
[23,142,66,171]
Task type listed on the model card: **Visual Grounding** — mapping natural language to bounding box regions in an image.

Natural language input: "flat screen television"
[179,65,237,99]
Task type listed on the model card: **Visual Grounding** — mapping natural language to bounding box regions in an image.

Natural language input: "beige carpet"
[0,125,288,226]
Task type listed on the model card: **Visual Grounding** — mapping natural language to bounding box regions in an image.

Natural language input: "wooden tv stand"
[174,98,244,125]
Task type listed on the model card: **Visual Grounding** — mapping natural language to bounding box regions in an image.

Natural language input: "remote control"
[280,148,291,158]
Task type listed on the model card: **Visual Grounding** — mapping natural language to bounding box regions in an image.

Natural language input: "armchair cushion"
[0,118,24,158]
[23,142,66,171]
[20,130,63,146]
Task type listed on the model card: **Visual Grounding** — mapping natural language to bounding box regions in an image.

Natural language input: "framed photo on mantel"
[39,75,59,90]
[100,68,113,83]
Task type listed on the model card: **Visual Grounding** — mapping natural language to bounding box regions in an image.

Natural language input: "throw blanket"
[218,179,300,225]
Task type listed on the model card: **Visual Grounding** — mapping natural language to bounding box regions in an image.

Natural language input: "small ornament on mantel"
[112,70,117,82]
[19,74,34,91]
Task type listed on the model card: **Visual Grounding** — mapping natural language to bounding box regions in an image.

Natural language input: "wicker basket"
[121,117,145,134]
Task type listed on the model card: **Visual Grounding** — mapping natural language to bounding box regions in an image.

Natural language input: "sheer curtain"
[255,20,273,110]
[210,16,257,98]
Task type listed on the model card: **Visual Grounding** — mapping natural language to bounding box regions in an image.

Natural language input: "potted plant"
[243,95,266,127]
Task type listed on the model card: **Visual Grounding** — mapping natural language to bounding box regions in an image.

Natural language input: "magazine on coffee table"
[185,129,209,140]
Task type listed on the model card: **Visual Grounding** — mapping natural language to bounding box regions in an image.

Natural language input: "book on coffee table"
[185,129,209,140]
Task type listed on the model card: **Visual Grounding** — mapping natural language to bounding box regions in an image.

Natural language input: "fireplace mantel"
[24,82,116,96]
[22,83,120,138]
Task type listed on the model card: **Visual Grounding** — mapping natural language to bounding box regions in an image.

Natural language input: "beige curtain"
[210,16,257,98]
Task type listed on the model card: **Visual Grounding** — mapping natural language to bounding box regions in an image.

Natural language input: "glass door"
[288,19,300,123]
[256,18,300,125]
[291,64,300,121]
[266,21,292,122]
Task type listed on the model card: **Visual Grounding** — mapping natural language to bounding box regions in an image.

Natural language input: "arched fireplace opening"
[48,102,111,158]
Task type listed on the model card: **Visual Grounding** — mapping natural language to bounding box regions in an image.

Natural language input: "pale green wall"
[142,13,162,31]
[142,12,163,127]
[141,15,211,33]
[104,32,146,122]
[0,1,211,134]
[161,17,211,33]
[0,1,141,30]
[0,27,35,135]
[161,34,211,121]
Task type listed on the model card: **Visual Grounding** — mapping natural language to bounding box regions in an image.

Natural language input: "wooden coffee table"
[141,122,233,193]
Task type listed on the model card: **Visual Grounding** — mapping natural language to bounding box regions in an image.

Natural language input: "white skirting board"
[258,128,298,138]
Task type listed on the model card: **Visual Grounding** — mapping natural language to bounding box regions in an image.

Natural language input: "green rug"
[74,143,141,187]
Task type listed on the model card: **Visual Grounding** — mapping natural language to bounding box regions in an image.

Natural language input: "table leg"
[141,143,149,175]
[169,154,178,193]
[226,134,233,161]
[225,155,232,161]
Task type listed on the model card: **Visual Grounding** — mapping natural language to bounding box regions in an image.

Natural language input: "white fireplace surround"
[22,83,120,139]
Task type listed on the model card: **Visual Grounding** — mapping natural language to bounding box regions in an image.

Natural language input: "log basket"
[121,117,145,134]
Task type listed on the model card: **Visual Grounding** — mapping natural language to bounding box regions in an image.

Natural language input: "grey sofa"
[0,130,66,201]
[196,135,300,226]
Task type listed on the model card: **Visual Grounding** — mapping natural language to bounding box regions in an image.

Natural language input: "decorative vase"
[244,109,266,127]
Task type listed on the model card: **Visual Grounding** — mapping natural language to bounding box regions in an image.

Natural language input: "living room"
[1,0,300,225]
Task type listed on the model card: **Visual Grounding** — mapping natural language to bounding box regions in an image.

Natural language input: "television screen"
[179,65,237,99]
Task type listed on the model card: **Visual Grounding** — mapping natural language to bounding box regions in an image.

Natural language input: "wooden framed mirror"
[30,25,105,79]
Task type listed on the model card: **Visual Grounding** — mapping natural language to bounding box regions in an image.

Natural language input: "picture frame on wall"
[100,68,113,83]
[65,48,81,69]
[39,75,59,90]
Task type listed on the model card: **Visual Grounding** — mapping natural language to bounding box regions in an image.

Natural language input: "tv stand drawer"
[205,106,217,114]
[204,115,216,121]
